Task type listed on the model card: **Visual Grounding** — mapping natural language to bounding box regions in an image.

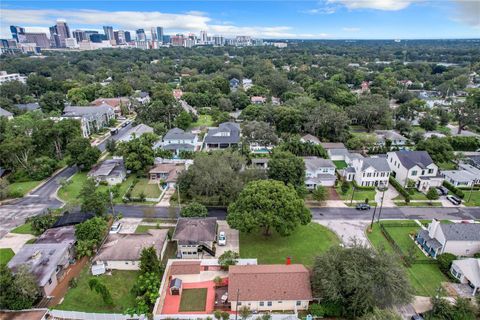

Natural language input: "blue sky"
[1,1,479,39]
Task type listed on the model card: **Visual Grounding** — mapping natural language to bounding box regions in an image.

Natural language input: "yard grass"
[367,221,448,296]
[0,248,15,266]
[463,190,480,207]
[7,180,43,197]
[11,222,34,235]
[394,201,442,207]
[179,288,207,312]
[55,268,138,313]
[240,223,340,267]
[394,189,428,201]
[336,186,376,203]
[98,175,136,203]
[130,178,161,199]
[190,115,213,128]
[333,160,348,169]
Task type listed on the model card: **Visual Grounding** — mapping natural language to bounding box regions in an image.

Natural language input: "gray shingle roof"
[304,157,335,172]
[164,127,196,140]
[361,157,390,172]
[15,102,41,111]
[89,158,126,178]
[63,105,113,117]
[173,217,217,245]
[205,122,240,144]
[393,151,434,169]
[440,223,480,241]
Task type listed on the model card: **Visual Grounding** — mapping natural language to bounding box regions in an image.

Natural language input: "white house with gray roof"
[374,130,408,148]
[416,220,480,258]
[441,170,477,188]
[161,127,199,155]
[387,150,442,192]
[204,122,241,150]
[304,157,336,188]
[117,124,154,143]
[88,157,126,185]
[450,258,480,296]
[347,156,391,187]
[62,105,115,138]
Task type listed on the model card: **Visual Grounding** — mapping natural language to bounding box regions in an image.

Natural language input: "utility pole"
[235,288,240,320]
[176,184,182,212]
[350,186,356,206]
[467,181,474,203]
[376,183,387,223]
[370,203,378,230]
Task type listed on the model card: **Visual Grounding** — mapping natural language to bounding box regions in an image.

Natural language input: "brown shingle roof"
[172,217,217,245]
[169,261,201,276]
[228,264,312,302]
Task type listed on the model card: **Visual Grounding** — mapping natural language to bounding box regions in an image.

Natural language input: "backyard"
[367,221,449,296]
[240,223,340,267]
[333,160,348,169]
[0,248,14,266]
[55,268,138,313]
[190,115,213,128]
[179,288,207,312]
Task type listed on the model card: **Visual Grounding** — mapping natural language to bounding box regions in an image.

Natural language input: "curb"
[27,166,69,196]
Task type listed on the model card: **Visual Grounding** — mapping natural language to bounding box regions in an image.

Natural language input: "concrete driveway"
[0,233,35,253]
[117,218,141,234]
[315,219,371,247]
[215,221,239,257]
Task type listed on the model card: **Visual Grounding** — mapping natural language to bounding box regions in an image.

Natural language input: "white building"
[0,71,27,84]
[304,157,336,188]
[450,258,480,296]
[62,105,115,138]
[442,170,477,188]
[387,151,442,192]
[162,127,199,155]
[374,130,408,148]
[347,156,391,187]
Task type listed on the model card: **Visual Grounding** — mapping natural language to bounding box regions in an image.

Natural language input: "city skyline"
[0,1,479,40]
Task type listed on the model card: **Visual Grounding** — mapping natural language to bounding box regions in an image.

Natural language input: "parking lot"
[215,221,239,257]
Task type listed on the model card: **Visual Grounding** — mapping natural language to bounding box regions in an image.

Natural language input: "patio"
[161,280,217,314]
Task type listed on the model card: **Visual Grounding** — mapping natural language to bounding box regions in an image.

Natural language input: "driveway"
[377,185,399,207]
[0,233,35,253]
[315,219,370,247]
[215,220,239,257]
[117,218,142,234]
[157,187,175,207]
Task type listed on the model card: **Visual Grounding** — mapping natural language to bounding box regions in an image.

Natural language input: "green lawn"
[383,222,423,258]
[367,222,448,296]
[463,190,480,207]
[98,176,136,203]
[394,201,442,207]
[336,186,376,203]
[394,189,428,201]
[130,179,161,199]
[11,222,34,235]
[333,160,348,169]
[56,269,138,313]
[179,288,207,312]
[240,223,340,267]
[190,115,213,128]
[7,180,43,197]
[0,248,15,266]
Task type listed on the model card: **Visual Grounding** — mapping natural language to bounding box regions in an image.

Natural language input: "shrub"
[389,176,410,199]
[442,180,465,199]
[437,253,457,274]
[341,181,350,194]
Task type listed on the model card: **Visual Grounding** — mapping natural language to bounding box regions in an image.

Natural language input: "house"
[228,264,312,312]
[374,130,408,148]
[229,78,240,90]
[416,220,480,258]
[7,243,73,296]
[88,158,126,185]
[271,97,281,105]
[251,96,266,104]
[92,229,169,272]
[117,124,154,143]
[450,258,480,296]
[172,89,183,100]
[204,122,241,150]
[62,105,115,138]
[322,142,348,160]
[149,163,185,187]
[135,91,151,105]
[172,217,217,258]
[242,78,253,90]
[387,151,442,192]
[52,212,94,228]
[300,134,321,145]
[15,102,41,112]
[0,309,49,320]
[442,170,477,188]
[458,163,480,185]
[162,127,199,155]
[91,97,131,115]
[35,226,76,248]
[304,157,336,188]
[346,157,391,187]
[0,107,13,120]
[251,158,269,170]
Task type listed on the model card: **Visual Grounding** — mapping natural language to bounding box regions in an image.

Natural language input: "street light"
[376,182,388,223]
[369,203,378,231]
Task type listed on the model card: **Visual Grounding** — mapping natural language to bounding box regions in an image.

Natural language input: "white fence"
[49,309,145,320]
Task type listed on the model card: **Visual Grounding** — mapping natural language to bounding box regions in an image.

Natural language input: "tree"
[267,151,305,188]
[227,180,311,236]
[360,308,402,320]
[312,185,328,202]
[239,306,252,320]
[75,216,108,246]
[426,188,439,204]
[80,179,108,216]
[180,202,208,217]
[451,99,480,134]
[0,178,8,200]
[29,211,57,235]
[105,138,116,154]
[39,91,65,114]
[0,265,39,310]
[88,278,113,305]
[419,114,438,131]
[218,250,239,269]
[174,111,193,130]
[346,134,377,152]
[437,253,456,274]
[341,181,350,194]
[241,121,278,147]
[347,95,391,132]
[116,133,157,172]
[139,246,162,275]
[67,137,101,170]
[311,244,412,318]
[416,137,454,163]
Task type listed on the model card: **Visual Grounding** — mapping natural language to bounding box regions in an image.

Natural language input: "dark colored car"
[436,186,449,196]
[446,195,461,205]
[356,203,371,210]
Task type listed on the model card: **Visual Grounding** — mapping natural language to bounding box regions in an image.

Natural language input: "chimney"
[286,257,291,265]
[428,219,440,238]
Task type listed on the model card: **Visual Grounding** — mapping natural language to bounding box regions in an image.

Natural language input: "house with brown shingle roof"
[148,163,185,187]
[228,264,312,311]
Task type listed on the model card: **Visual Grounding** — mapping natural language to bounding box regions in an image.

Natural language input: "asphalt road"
[96,122,132,152]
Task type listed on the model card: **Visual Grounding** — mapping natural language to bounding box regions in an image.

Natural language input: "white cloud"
[343,27,360,32]
[301,7,337,15]
[0,8,330,39]
[453,0,480,27]
[327,0,418,11]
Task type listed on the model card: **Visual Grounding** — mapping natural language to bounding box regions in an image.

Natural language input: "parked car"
[110,128,119,135]
[411,315,424,320]
[110,222,122,234]
[436,186,448,196]
[446,195,461,205]
[356,203,371,210]
[218,231,227,246]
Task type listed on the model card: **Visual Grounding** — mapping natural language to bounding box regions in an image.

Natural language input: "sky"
[0,0,479,40]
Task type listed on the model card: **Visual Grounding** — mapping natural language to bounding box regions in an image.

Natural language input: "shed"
[169,278,182,295]
[91,263,106,276]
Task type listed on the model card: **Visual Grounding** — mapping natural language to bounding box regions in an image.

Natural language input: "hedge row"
[389,176,411,201]
[442,180,465,199]
[352,180,376,191]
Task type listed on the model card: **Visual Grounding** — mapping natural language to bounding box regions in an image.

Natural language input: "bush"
[341,181,350,194]
[308,302,342,317]
[180,202,208,217]
[389,176,410,199]
[437,253,457,274]
[442,180,465,199]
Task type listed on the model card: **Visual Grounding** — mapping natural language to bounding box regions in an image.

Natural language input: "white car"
[109,222,122,234]
[218,231,227,246]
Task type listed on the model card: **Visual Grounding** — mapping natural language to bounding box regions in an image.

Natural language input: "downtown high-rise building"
[103,26,114,40]
[136,29,146,41]
[156,27,164,43]
[200,30,208,44]
[49,20,71,48]
[72,30,87,43]
[10,26,25,42]
[114,30,127,45]
[124,31,132,43]
[24,33,50,48]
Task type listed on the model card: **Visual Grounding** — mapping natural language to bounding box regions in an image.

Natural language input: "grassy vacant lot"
[130,178,161,199]
[190,115,213,128]
[240,223,339,267]
[0,248,15,266]
[11,222,34,235]
[367,222,448,296]
[56,268,138,313]
[463,190,480,207]
[333,160,348,169]
[336,186,376,203]
[7,180,43,197]
[179,288,207,312]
